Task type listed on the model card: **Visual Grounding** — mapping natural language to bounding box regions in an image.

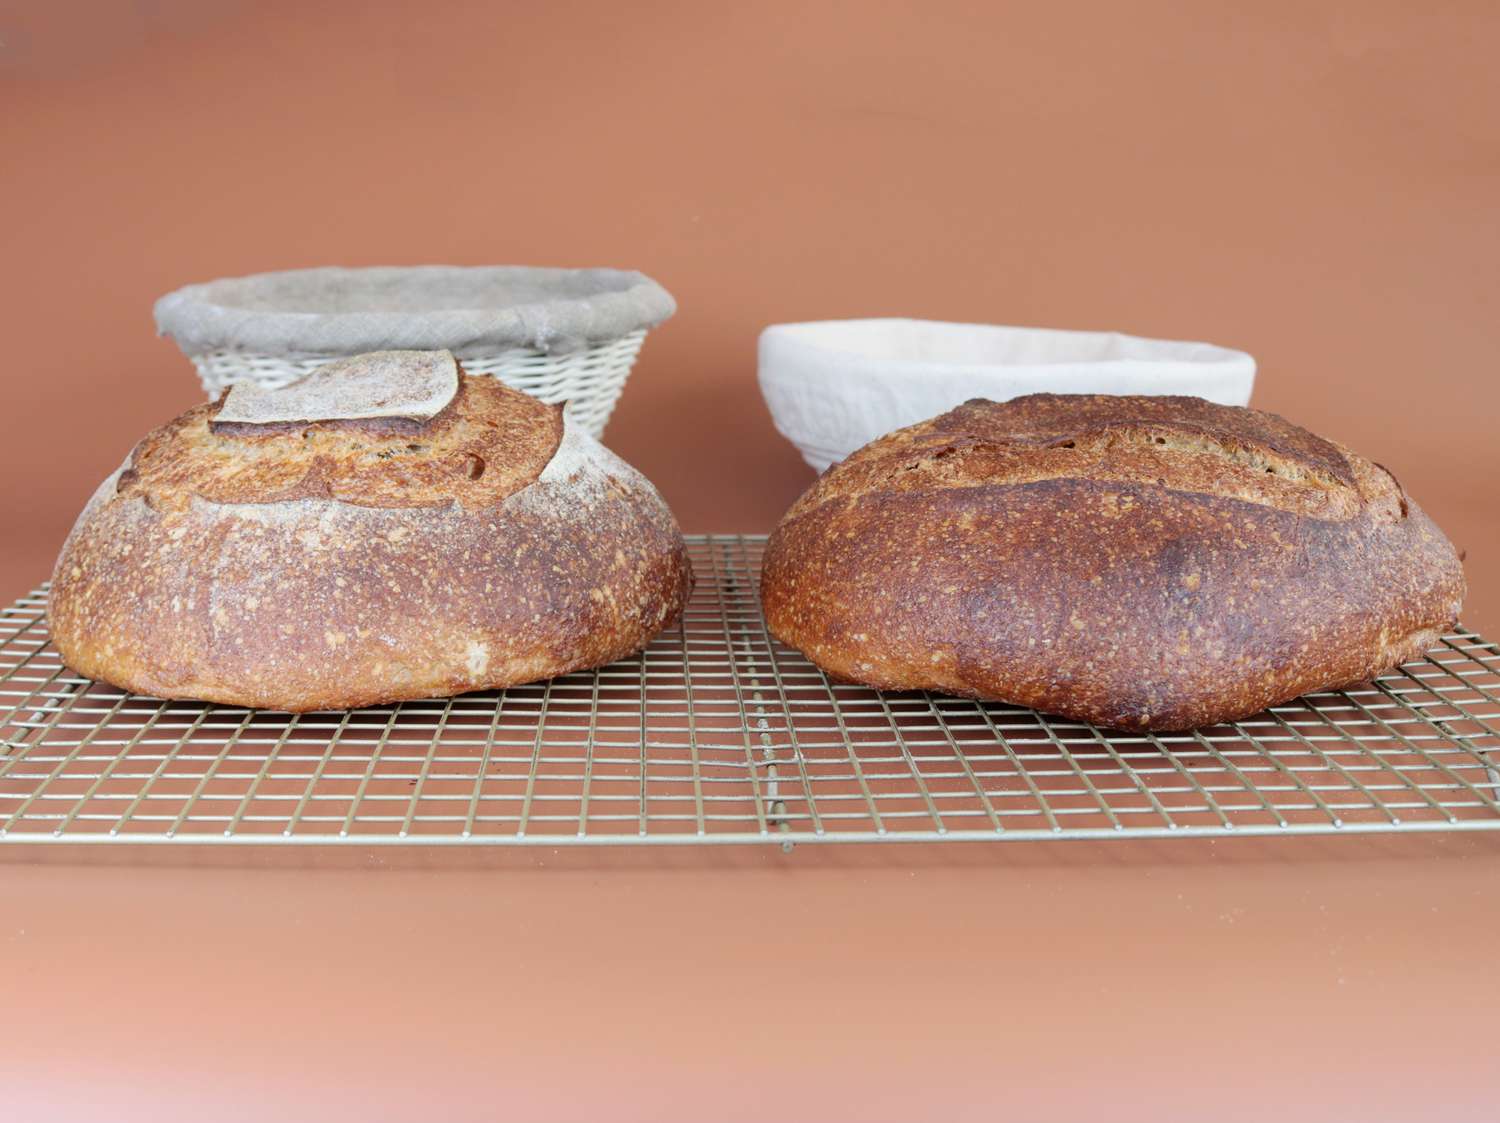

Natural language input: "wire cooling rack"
[2,535,1498,847]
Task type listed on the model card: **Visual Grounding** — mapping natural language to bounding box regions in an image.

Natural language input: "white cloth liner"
[155,265,676,358]
[759,319,1258,472]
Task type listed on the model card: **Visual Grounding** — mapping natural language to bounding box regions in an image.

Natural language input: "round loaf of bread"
[761,395,1465,731]
[49,352,692,711]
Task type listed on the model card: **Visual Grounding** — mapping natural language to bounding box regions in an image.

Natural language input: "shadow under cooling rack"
[2,536,1499,847]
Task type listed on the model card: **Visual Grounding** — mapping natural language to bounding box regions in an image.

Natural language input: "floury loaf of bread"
[761,394,1465,731]
[49,351,692,711]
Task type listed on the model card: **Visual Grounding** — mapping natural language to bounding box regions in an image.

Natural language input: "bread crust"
[761,395,1465,731]
[49,372,692,711]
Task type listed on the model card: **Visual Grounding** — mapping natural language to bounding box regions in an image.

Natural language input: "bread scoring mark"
[508,415,653,515]
[1372,461,1410,519]
[900,423,1352,493]
[788,395,1390,525]
[48,408,695,711]
[965,394,1359,486]
[1049,424,1350,490]
[760,461,1464,729]
[210,409,455,440]
[121,372,564,514]
[211,349,460,430]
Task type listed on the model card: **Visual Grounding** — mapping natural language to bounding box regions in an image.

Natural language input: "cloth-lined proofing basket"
[154,266,676,438]
[759,319,1257,471]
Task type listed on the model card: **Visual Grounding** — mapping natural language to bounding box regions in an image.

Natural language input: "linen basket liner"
[154,265,676,358]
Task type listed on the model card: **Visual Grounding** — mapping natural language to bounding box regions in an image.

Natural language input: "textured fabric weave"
[155,265,675,357]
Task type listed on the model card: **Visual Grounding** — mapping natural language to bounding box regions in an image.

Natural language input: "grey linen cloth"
[155,265,676,357]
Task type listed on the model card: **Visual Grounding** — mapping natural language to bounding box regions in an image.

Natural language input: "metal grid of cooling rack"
[2,535,1499,847]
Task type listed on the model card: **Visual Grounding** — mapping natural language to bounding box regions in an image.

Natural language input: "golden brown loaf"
[761,395,1465,731]
[49,355,692,710]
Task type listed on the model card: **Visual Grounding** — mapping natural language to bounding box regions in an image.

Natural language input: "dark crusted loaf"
[49,365,692,710]
[760,394,1464,731]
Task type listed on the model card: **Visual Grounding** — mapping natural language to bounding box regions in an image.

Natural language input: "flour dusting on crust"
[215,350,459,427]
[511,416,658,513]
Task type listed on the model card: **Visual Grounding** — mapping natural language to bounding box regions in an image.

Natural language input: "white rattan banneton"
[189,329,647,439]
[2,536,1498,847]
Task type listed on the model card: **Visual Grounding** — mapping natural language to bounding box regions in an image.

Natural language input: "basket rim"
[155,265,674,359]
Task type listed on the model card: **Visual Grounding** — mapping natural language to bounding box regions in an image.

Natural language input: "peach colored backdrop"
[3,6,1500,1122]
[2,0,1496,627]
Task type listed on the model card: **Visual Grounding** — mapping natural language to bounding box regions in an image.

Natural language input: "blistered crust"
[762,395,1465,731]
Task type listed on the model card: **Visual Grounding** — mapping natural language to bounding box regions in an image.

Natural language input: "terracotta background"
[2,3,1498,1120]
[1,0,1497,626]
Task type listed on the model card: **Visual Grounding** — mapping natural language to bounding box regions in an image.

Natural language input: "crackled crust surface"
[49,372,692,711]
[762,395,1465,731]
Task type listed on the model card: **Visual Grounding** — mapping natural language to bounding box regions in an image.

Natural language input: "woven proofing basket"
[154,266,676,438]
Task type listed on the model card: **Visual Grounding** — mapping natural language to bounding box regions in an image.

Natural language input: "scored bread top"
[761,393,1464,729]
[785,394,1401,524]
[118,372,563,513]
[49,358,693,711]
